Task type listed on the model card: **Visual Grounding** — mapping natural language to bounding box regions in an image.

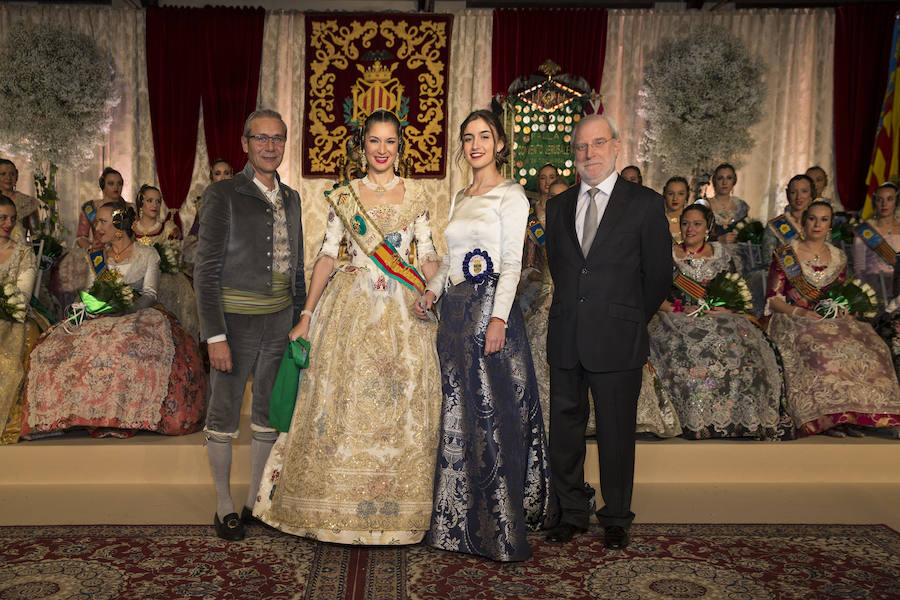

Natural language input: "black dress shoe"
[214,512,245,541]
[545,522,587,543]
[240,506,256,525]
[604,525,629,549]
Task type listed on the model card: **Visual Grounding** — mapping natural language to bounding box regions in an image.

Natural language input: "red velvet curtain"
[833,4,900,211]
[147,6,264,213]
[146,7,203,213]
[492,8,608,95]
[200,7,265,176]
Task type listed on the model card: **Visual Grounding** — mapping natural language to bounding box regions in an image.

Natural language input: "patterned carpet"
[0,523,898,599]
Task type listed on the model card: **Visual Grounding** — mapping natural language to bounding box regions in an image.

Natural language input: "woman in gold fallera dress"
[0,196,37,444]
[131,184,200,339]
[254,110,442,544]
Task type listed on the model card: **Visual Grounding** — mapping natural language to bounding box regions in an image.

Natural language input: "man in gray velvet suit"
[194,109,306,541]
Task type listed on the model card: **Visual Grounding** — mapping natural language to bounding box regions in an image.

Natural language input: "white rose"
[13,310,26,322]
[3,283,15,296]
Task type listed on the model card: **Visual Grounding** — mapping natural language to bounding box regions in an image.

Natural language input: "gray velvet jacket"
[194,162,306,341]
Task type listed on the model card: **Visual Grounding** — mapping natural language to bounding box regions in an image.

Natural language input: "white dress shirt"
[575,171,618,245]
[426,180,529,322]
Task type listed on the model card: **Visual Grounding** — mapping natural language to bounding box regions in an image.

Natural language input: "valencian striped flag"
[864,15,900,218]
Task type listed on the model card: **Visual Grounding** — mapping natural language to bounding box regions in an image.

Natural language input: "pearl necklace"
[361,174,400,197]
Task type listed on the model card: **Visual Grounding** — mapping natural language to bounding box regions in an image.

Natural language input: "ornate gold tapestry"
[304,13,453,179]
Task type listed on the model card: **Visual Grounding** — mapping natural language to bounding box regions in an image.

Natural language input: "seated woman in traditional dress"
[415,109,556,562]
[0,159,40,242]
[663,176,689,244]
[620,165,642,184]
[651,203,786,439]
[51,168,125,309]
[853,182,900,301]
[806,165,844,212]
[254,110,442,545]
[22,201,206,439]
[762,174,814,266]
[765,201,900,437]
[184,159,233,268]
[519,163,559,311]
[697,163,748,243]
[131,184,199,338]
[0,196,38,444]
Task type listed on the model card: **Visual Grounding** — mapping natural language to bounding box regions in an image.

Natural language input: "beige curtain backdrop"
[257,9,493,269]
[0,6,154,246]
[601,8,835,220]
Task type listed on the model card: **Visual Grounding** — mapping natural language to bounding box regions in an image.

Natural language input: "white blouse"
[95,242,160,302]
[427,180,529,321]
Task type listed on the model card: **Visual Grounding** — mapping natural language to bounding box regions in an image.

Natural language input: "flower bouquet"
[0,282,28,322]
[689,272,754,316]
[830,212,858,244]
[734,219,764,243]
[814,278,879,319]
[80,270,134,315]
[154,240,182,275]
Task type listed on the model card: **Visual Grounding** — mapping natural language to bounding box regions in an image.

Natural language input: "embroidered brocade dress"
[133,218,200,339]
[851,220,900,301]
[649,243,785,439]
[765,241,900,435]
[521,217,681,439]
[0,244,38,444]
[22,243,206,438]
[424,180,557,562]
[254,179,442,545]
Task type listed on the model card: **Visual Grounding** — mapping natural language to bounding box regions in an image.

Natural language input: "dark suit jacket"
[545,177,671,372]
[194,162,306,341]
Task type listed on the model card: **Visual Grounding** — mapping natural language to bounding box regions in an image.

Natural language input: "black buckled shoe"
[214,512,245,541]
[603,525,629,550]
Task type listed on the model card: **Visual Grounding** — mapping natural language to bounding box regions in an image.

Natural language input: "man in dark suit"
[544,114,670,549]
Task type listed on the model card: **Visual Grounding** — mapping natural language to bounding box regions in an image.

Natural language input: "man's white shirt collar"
[578,170,618,200]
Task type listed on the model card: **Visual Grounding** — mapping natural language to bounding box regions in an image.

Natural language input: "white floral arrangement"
[0,24,120,167]
[638,26,766,178]
[154,240,182,274]
[0,282,28,323]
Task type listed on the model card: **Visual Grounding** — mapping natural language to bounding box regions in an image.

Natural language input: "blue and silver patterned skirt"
[425,277,558,561]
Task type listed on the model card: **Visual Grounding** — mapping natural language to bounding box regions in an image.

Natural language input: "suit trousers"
[204,306,293,436]
[549,363,641,529]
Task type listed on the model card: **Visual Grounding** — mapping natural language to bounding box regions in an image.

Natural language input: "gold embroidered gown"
[0,243,37,444]
[255,179,442,544]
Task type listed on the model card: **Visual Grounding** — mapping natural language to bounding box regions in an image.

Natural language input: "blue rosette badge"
[463,248,494,284]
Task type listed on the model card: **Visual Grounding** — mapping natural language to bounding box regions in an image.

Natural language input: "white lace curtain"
[601,8,835,221]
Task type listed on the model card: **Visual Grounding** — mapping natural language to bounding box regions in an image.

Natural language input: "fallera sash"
[82,201,97,224]
[89,249,106,275]
[773,245,825,303]
[768,214,800,243]
[672,263,706,301]
[326,183,427,295]
[526,205,546,246]
[854,222,897,267]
